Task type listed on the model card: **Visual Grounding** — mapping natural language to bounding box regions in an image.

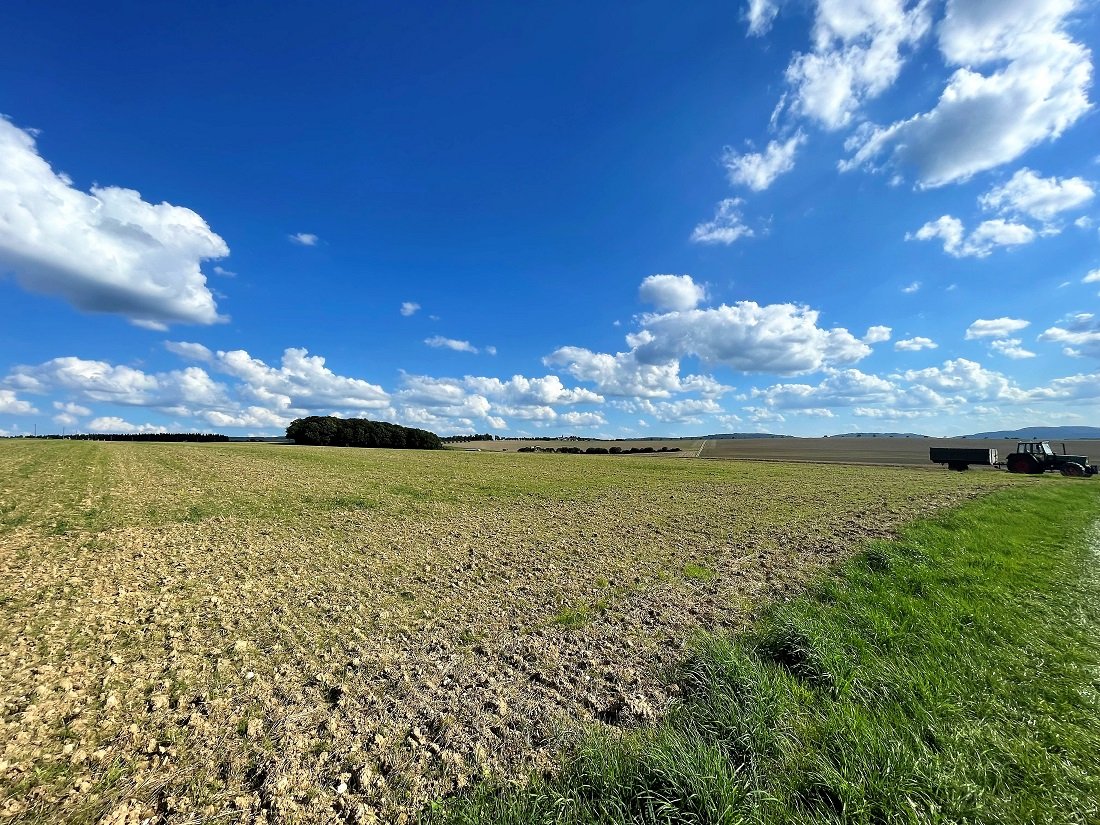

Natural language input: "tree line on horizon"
[0,433,229,442]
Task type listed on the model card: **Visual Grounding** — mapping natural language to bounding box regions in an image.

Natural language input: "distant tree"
[286,416,441,450]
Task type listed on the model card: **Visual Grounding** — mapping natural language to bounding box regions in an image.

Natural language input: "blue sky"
[1,0,1098,438]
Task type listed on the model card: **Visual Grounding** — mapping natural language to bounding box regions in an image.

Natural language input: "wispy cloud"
[691,198,753,245]
[724,132,806,191]
[424,336,479,354]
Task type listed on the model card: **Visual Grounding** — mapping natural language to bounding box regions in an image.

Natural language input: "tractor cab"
[1007,441,1096,476]
[1015,441,1055,458]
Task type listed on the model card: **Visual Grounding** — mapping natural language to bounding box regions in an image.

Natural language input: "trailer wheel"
[1060,462,1086,478]
[948,461,969,471]
[1006,454,1041,474]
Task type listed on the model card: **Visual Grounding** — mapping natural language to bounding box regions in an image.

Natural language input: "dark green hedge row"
[517,445,681,454]
[286,416,442,450]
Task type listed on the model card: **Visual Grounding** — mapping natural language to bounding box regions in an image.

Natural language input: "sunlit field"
[0,441,1015,823]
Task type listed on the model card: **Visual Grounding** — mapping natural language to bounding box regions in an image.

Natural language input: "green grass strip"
[427,482,1100,824]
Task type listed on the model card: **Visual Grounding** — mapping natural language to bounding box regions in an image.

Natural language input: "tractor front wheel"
[1060,462,1087,478]
[1006,454,1042,474]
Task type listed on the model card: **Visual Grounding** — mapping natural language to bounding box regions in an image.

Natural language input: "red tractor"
[1005,441,1097,477]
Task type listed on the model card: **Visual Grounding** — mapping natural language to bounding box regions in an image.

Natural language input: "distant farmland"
[700,436,1100,468]
[449,438,703,455]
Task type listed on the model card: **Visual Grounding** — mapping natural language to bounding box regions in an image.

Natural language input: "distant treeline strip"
[1,433,229,442]
[286,416,442,450]
[518,445,680,454]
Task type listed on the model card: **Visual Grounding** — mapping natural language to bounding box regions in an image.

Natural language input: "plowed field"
[0,441,1018,823]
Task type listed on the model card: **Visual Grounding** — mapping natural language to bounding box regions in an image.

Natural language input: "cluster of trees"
[517,445,681,455]
[0,433,228,442]
[286,416,442,450]
[441,433,497,443]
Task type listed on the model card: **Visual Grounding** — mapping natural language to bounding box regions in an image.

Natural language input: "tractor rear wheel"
[1006,453,1042,474]
[1060,462,1086,477]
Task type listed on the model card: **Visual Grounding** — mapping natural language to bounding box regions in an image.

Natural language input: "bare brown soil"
[0,441,1019,823]
[700,436,1100,468]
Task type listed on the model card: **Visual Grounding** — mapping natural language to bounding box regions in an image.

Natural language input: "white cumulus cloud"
[751,368,928,411]
[863,325,892,343]
[53,400,90,416]
[895,336,937,351]
[87,417,168,434]
[558,411,606,428]
[0,389,37,415]
[51,400,90,426]
[544,346,728,399]
[549,301,872,396]
[214,348,390,412]
[1039,313,1100,358]
[784,1,933,130]
[639,274,706,312]
[844,0,1092,187]
[631,302,872,374]
[909,215,1035,257]
[0,117,228,329]
[965,317,1030,340]
[289,232,318,246]
[979,168,1095,221]
[463,374,603,407]
[989,338,1036,359]
[902,358,1019,402]
[400,301,420,317]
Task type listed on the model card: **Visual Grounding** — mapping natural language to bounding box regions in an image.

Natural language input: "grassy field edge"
[427,481,1100,824]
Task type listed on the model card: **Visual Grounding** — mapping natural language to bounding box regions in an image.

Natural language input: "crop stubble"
[0,441,1017,823]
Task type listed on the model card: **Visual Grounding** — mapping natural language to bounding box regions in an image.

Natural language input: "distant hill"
[828,432,928,438]
[702,432,793,439]
[957,426,1100,440]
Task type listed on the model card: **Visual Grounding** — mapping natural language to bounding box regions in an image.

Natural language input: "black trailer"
[929,447,998,471]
